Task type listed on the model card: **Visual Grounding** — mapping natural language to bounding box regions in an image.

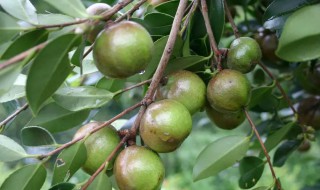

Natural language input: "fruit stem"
[81,134,130,190]
[115,0,148,22]
[244,109,282,190]
[0,103,29,127]
[224,0,240,38]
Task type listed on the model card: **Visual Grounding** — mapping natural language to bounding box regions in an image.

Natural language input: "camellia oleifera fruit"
[140,99,192,153]
[206,105,245,130]
[114,145,165,190]
[207,69,251,113]
[157,70,206,115]
[227,37,262,73]
[73,122,121,174]
[93,21,153,78]
[297,96,320,130]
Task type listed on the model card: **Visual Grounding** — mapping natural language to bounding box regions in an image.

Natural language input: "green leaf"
[37,14,76,25]
[70,37,86,67]
[52,86,115,112]
[27,102,90,133]
[0,12,23,44]
[0,134,28,162]
[0,62,24,97]
[96,78,126,93]
[263,14,290,31]
[44,0,88,18]
[276,4,320,62]
[154,0,190,17]
[251,187,270,190]
[0,74,26,103]
[193,135,250,181]
[21,126,56,146]
[239,156,265,189]
[86,172,112,190]
[273,140,301,167]
[26,34,81,115]
[49,182,76,190]
[0,163,46,190]
[52,141,87,185]
[0,0,38,24]
[2,29,48,59]
[249,81,276,108]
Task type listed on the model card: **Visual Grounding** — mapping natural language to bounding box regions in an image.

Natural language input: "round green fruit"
[140,99,192,153]
[93,21,153,78]
[297,96,320,130]
[206,105,245,130]
[114,145,165,190]
[207,69,251,113]
[73,122,122,174]
[156,70,206,115]
[227,37,262,73]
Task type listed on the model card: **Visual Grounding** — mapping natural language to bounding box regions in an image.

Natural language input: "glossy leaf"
[27,102,90,133]
[44,0,88,18]
[0,0,38,24]
[52,141,87,185]
[49,182,76,190]
[0,163,46,190]
[26,34,81,115]
[52,86,115,112]
[239,156,265,189]
[0,12,22,44]
[276,4,320,62]
[263,14,289,31]
[154,0,182,17]
[86,172,112,190]
[21,126,56,146]
[0,74,26,103]
[0,62,24,97]
[273,140,301,167]
[38,14,75,25]
[193,136,250,181]
[0,134,28,162]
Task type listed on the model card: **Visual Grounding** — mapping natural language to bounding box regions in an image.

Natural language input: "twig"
[244,109,282,190]
[181,0,199,34]
[115,0,148,22]
[0,103,29,127]
[81,134,129,190]
[36,20,87,29]
[130,0,189,136]
[116,79,152,95]
[38,102,141,159]
[224,0,239,38]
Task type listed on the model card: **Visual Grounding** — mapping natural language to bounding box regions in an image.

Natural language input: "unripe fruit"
[207,69,251,113]
[140,99,192,153]
[206,105,245,130]
[227,37,262,73]
[157,70,206,115]
[73,122,121,174]
[114,145,165,190]
[297,96,320,130]
[93,21,153,78]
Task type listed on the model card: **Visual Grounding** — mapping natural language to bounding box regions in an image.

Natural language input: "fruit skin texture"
[156,70,206,115]
[206,105,245,130]
[297,96,320,130]
[140,99,192,153]
[207,69,251,113]
[227,37,262,73]
[73,122,121,174]
[114,145,165,190]
[93,21,153,78]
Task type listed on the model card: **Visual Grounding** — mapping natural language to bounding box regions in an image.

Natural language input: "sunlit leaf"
[37,14,76,25]
[0,62,24,97]
[0,12,23,44]
[0,0,38,24]
[86,172,112,190]
[21,126,56,146]
[0,134,28,162]
[0,74,26,103]
[44,0,88,18]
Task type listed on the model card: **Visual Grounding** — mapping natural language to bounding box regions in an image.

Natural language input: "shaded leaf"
[0,134,28,162]
[249,81,276,108]
[21,126,56,146]
[49,182,76,190]
[251,187,271,190]
[0,74,26,103]
[26,33,81,115]
[44,0,88,18]
[28,102,90,133]
[0,0,38,24]
[52,141,87,185]
[193,135,250,181]
[239,156,265,189]
[96,78,126,93]
[0,12,23,44]
[86,172,112,190]
[154,0,185,17]
[273,140,301,167]
[0,163,46,190]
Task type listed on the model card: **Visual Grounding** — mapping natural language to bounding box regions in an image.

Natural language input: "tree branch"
[116,79,152,95]
[0,103,29,127]
[244,109,282,190]
[115,0,148,22]
[224,0,239,38]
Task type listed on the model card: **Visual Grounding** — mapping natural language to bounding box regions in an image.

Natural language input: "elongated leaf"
[239,156,265,189]
[0,134,28,162]
[38,14,75,25]
[21,126,56,146]
[52,141,87,185]
[273,140,301,167]
[52,86,115,112]
[0,0,38,24]
[28,102,90,133]
[154,0,186,17]
[49,182,76,190]
[0,62,24,97]
[0,74,26,103]
[0,163,46,190]
[87,172,112,190]
[26,34,81,115]
[193,135,250,181]
[276,4,320,62]
[0,12,23,44]
[44,0,88,18]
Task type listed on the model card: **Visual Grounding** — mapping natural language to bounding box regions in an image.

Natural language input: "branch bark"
[0,103,29,127]
[224,0,240,38]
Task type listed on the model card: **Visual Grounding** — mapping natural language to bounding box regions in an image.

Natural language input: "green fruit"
[157,70,206,115]
[298,96,320,130]
[73,122,121,174]
[227,37,262,73]
[114,145,165,190]
[207,69,251,113]
[140,99,192,153]
[93,21,153,78]
[206,105,245,130]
